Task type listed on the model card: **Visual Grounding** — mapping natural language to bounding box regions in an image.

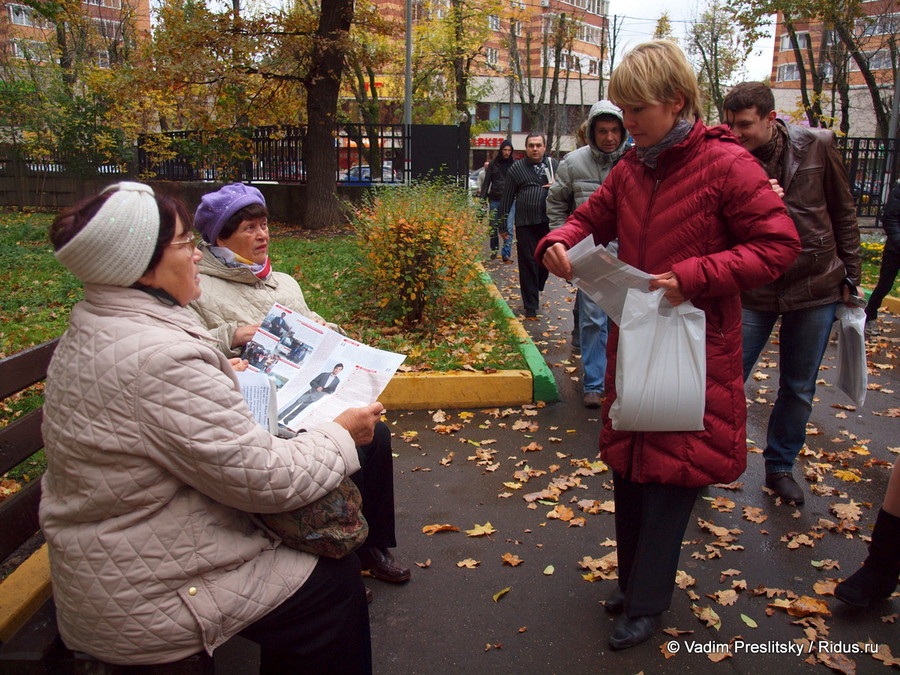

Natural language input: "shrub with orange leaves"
[352,182,486,326]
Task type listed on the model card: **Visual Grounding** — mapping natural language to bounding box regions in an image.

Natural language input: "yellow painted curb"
[877,294,900,315]
[0,543,51,643]
[380,370,533,410]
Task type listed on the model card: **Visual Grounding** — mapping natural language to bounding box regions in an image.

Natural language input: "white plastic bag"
[610,288,706,431]
[834,304,867,407]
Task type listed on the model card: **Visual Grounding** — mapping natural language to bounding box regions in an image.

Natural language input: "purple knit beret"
[194,183,266,244]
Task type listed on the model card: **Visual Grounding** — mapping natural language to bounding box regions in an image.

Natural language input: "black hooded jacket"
[480,140,515,201]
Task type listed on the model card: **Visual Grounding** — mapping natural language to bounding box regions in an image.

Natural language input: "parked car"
[339,163,403,184]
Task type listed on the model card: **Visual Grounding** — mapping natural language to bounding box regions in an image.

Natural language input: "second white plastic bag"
[834,304,868,408]
[610,288,707,431]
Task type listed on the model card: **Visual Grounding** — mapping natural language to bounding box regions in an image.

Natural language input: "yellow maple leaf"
[457,558,480,568]
[832,469,862,482]
[465,522,497,537]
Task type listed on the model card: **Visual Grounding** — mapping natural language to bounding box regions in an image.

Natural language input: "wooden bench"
[0,340,214,674]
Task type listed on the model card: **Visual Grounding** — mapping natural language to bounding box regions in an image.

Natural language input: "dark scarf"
[751,122,786,181]
[634,118,694,170]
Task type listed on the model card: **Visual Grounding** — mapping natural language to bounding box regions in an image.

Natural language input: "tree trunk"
[304,0,354,230]
[832,20,890,137]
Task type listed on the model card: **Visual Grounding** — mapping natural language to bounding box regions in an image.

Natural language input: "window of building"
[779,32,809,52]
[10,38,51,62]
[488,14,501,31]
[849,50,893,71]
[8,4,44,27]
[559,0,607,15]
[97,49,110,68]
[776,62,800,82]
[91,17,122,40]
[855,13,900,37]
[83,0,122,7]
[486,47,499,68]
[575,22,602,45]
[488,103,523,133]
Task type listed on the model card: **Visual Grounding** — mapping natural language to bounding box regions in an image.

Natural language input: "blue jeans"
[742,303,838,474]
[578,290,608,393]
[488,200,513,259]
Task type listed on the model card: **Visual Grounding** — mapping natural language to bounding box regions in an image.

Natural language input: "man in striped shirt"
[500,132,560,318]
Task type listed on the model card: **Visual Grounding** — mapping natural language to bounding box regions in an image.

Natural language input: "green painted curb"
[479,269,560,403]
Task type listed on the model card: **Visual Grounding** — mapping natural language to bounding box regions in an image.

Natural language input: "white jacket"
[39,285,360,664]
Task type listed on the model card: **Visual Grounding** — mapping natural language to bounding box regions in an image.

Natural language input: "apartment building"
[369,0,609,165]
[2,0,150,70]
[768,2,897,136]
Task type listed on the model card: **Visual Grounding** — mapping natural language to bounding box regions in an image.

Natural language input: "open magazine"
[239,303,406,432]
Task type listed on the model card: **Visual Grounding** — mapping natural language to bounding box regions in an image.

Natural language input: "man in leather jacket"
[724,82,862,507]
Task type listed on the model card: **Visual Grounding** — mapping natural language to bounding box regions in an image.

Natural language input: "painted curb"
[479,268,559,403]
[378,267,559,410]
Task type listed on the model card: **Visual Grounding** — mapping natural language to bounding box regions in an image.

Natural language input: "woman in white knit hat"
[40,182,378,672]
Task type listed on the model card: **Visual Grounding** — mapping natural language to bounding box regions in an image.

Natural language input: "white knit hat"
[55,182,160,286]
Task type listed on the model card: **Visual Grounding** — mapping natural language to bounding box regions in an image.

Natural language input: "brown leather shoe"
[765,471,805,505]
[583,391,603,409]
[358,547,411,583]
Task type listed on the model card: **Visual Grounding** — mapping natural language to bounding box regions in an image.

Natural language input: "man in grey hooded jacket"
[547,100,631,408]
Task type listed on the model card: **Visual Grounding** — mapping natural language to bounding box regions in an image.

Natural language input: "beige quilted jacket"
[39,285,361,665]
[189,245,340,358]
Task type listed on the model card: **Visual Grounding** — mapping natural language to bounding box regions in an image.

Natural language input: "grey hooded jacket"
[547,100,631,228]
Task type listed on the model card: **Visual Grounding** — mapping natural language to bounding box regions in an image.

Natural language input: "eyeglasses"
[168,234,198,251]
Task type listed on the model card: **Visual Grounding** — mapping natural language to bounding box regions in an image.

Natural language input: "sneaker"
[865,321,879,338]
[490,252,498,260]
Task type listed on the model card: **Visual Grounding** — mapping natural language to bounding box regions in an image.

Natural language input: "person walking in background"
[723,82,862,507]
[864,182,900,336]
[538,40,799,650]
[547,100,631,409]
[500,133,559,318]
[480,140,515,262]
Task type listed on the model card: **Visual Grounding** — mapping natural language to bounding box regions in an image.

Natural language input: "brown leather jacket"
[741,120,860,312]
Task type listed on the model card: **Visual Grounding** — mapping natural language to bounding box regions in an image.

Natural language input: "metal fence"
[836,136,899,223]
[136,123,410,185]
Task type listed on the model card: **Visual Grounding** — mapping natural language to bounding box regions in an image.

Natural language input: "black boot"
[835,509,900,607]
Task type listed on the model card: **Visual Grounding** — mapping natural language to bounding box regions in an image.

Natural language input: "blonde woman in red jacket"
[538,41,801,650]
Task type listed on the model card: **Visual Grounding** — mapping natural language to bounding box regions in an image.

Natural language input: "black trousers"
[515,223,550,315]
[865,242,900,323]
[352,421,397,551]
[239,554,372,674]
[613,471,700,618]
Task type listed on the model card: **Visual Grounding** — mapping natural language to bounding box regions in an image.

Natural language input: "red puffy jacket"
[536,119,800,488]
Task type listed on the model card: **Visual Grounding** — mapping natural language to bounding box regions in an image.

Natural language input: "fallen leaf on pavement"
[466,522,497,537]
[457,558,480,568]
[742,506,768,523]
[501,553,523,567]
[492,587,511,603]
[422,523,460,535]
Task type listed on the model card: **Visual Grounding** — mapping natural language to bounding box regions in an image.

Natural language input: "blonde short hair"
[608,40,702,120]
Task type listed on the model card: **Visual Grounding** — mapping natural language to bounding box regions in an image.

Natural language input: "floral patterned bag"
[259,478,369,559]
